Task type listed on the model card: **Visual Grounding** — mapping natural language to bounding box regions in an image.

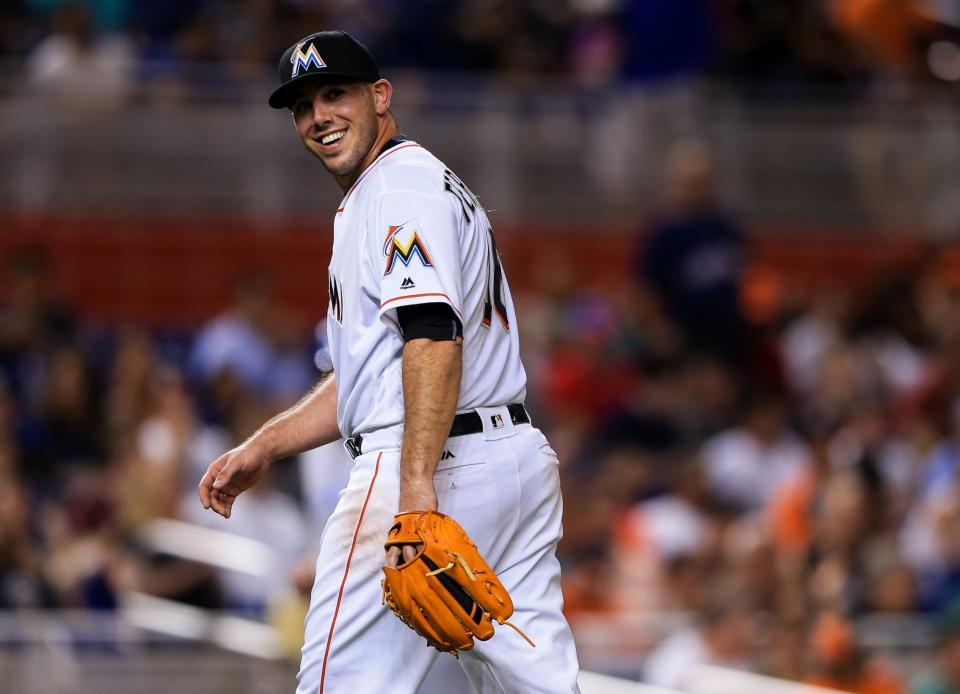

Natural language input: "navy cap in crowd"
[269,31,380,110]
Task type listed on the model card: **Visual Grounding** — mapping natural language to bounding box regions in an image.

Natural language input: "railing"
[0,612,868,694]
[2,64,960,233]
[0,518,937,693]
[681,665,849,694]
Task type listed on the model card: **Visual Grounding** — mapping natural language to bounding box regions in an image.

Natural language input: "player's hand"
[385,543,421,568]
[198,441,272,519]
[386,479,437,568]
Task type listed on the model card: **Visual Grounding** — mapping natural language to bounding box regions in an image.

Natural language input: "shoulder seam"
[338,142,422,211]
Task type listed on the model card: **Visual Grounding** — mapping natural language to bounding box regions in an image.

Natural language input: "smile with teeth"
[320,130,346,145]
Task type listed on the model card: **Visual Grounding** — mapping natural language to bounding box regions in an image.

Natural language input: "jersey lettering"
[443,169,477,223]
[482,228,510,332]
[328,272,343,324]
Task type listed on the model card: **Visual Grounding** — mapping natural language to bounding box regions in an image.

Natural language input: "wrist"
[398,477,437,513]
[400,470,434,486]
[244,432,278,465]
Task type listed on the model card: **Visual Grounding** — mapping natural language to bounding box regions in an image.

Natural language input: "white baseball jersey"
[298,138,582,694]
[326,140,526,437]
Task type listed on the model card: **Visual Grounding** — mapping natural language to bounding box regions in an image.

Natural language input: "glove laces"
[424,551,536,649]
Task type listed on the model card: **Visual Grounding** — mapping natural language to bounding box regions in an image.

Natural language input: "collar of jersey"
[338,138,421,214]
[378,134,410,156]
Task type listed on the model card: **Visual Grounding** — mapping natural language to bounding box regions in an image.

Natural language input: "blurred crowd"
[1,139,960,694]
[525,141,960,692]
[3,2,960,687]
[3,0,960,101]
[0,250,320,617]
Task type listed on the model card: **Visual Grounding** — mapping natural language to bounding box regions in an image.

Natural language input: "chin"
[323,159,358,178]
[322,151,364,178]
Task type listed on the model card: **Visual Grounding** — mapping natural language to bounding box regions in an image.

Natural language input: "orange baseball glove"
[381,510,535,656]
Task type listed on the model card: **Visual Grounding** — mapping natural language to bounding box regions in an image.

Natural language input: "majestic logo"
[328,272,343,324]
[290,41,326,77]
[383,224,433,276]
[440,450,455,460]
[401,277,416,289]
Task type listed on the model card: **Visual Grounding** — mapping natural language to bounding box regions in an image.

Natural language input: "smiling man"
[198,31,581,693]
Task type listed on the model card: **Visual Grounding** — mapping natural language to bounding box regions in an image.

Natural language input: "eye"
[292,99,311,116]
[326,88,345,100]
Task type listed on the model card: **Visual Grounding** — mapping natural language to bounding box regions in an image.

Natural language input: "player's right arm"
[198,372,340,518]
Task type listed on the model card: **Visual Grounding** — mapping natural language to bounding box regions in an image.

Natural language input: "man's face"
[291,80,380,180]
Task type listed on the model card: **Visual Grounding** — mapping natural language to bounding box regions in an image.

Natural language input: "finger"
[401,544,419,565]
[199,457,228,508]
[198,474,212,509]
[198,469,221,509]
[211,482,244,497]
[209,489,224,516]
[385,546,400,569]
[212,490,236,518]
[212,459,238,490]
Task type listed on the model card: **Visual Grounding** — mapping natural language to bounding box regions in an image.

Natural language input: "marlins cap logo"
[290,41,326,77]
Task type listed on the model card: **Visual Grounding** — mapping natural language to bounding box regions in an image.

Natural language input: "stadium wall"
[0,215,944,328]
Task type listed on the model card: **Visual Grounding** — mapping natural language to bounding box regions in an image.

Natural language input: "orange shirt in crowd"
[826,0,935,74]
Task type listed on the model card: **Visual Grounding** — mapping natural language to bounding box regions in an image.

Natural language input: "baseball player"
[198,31,580,693]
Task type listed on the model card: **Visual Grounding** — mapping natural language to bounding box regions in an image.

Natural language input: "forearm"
[248,372,341,461]
[399,338,462,511]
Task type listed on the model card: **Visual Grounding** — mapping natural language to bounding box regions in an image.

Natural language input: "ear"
[372,79,393,115]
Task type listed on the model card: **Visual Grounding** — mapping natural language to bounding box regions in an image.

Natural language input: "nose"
[309,97,333,131]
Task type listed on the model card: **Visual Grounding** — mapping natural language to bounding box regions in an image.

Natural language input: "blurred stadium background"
[3,1,960,692]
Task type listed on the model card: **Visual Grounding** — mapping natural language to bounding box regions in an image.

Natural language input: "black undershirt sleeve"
[396,302,463,342]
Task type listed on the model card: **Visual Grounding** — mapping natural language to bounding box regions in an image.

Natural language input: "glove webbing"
[419,551,536,649]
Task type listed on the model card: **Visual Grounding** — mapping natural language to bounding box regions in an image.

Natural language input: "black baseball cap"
[269,31,380,110]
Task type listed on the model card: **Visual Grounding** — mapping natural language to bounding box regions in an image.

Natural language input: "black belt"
[344,404,529,460]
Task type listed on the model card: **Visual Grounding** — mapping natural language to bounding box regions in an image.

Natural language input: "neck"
[335,113,400,193]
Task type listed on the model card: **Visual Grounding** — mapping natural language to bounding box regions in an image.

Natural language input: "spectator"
[642,591,755,689]
[189,272,312,415]
[911,600,960,694]
[700,389,809,512]
[25,2,134,108]
[825,0,940,80]
[0,247,76,402]
[18,344,105,493]
[618,0,716,83]
[898,386,960,610]
[804,610,905,693]
[636,139,749,368]
[612,459,712,612]
[0,437,55,608]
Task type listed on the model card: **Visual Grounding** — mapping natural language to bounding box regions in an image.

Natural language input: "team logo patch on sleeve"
[383,224,433,276]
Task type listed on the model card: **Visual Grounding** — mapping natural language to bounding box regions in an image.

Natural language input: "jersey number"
[482,228,510,332]
[443,168,509,332]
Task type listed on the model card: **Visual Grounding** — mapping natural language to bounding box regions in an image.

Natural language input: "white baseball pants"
[296,408,581,693]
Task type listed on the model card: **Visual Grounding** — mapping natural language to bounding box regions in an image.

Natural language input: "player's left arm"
[373,190,467,566]
[398,335,462,514]
[387,303,463,567]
